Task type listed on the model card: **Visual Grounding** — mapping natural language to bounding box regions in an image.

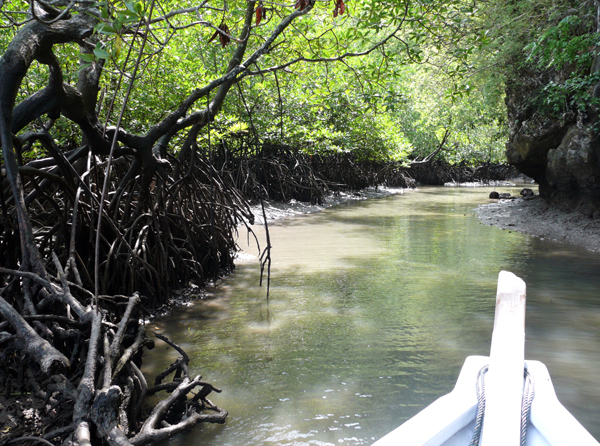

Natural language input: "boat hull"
[371,356,599,446]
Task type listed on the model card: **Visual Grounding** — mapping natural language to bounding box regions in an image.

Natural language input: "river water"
[145,186,600,445]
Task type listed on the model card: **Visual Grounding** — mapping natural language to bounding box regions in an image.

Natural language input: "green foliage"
[2,0,522,168]
[524,16,598,71]
[477,0,599,119]
[189,0,511,166]
[522,11,600,117]
[390,65,507,164]
[211,68,414,162]
[534,73,600,116]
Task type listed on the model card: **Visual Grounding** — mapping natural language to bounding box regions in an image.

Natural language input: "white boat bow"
[371,271,599,446]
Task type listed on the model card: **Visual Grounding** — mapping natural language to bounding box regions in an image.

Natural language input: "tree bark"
[0,295,69,374]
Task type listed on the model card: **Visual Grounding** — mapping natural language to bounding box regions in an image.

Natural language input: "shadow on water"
[144,187,600,445]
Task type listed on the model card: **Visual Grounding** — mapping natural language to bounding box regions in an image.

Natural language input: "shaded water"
[145,187,600,445]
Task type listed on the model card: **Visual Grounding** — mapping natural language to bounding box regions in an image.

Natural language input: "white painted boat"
[372,271,599,446]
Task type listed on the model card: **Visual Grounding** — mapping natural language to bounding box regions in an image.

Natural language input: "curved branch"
[410,127,451,166]
[241,21,408,77]
[30,0,76,25]
[0,13,96,276]
[0,294,70,374]
[148,1,212,24]
[130,375,227,446]
[141,1,312,145]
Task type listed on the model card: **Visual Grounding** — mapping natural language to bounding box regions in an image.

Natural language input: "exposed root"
[0,280,226,446]
[212,142,415,204]
[408,159,518,185]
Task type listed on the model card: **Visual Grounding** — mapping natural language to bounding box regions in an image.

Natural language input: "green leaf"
[93,46,111,60]
[81,53,95,63]
[95,23,117,35]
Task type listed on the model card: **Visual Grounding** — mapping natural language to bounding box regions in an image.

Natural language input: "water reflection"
[145,187,600,445]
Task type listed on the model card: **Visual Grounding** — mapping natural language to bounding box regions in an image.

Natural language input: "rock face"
[546,125,600,214]
[505,73,600,214]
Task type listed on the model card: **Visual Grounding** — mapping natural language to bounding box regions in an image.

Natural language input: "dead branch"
[0,294,69,374]
[113,325,146,378]
[109,292,140,362]
[410,127,451,167]
[130,375,227,446]
[89,386,132,446]
[73,311,102,421]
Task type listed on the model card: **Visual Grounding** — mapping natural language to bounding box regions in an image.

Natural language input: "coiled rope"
[469,365,535,446]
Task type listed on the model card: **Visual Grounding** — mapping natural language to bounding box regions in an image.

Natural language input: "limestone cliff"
[505,70,600,217]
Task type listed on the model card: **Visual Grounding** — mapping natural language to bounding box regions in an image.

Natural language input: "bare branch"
[0,295,70,374]
[109,292,140,361]
[130,375,227,446]
[241,22,407,77]
[149,2,211,24]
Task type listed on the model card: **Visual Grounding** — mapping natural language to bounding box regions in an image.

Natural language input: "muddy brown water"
[144,186,600,445]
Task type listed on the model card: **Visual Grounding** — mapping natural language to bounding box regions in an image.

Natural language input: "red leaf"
[333,0,345,17]
[208,29,219,43]
[295,0,308,10]
[256,4,263,25]
[210,23,230,48]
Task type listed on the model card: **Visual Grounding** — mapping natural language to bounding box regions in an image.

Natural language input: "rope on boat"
[468,365,488,446]
[469,365,535,446]
[520,368,535,446]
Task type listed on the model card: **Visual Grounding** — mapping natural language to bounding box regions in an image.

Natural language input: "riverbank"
[476,195,600,252]
[250,187,407,224]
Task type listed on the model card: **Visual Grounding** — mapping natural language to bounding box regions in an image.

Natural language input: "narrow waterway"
[145,186,600,445]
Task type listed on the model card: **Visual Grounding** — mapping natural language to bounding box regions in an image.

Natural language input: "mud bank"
[476,196,600,252]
